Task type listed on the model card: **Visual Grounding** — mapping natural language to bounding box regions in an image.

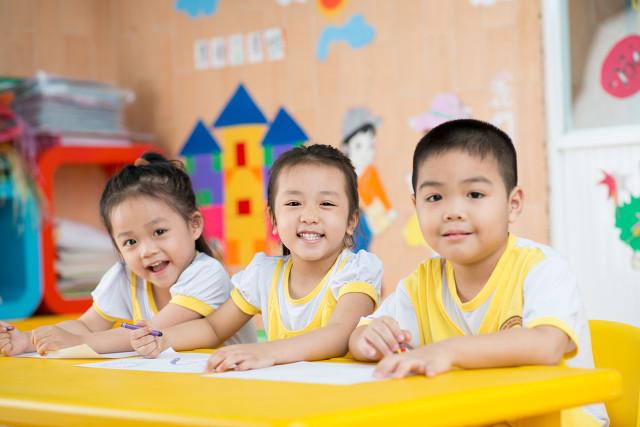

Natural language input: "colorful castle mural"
[180,84,308,267]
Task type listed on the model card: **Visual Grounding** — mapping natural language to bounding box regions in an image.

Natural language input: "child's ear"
[190,211,204,239]
[411,194,416,208]
[508,186,524,223]
[346,211,358,236]
[268,208,278,235]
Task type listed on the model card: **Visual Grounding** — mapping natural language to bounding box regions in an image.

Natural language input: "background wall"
[0,0,548,295]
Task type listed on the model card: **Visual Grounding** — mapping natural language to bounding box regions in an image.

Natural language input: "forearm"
[445,327,569,369]
[56,319,93,335]
[265,323,352,364]
[83,328,134,353]
[165,318,222,351]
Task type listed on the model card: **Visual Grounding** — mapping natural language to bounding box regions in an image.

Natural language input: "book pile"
[12,71,134,136]
[54,218,118,297]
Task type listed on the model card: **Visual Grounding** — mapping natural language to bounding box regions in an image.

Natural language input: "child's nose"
[140,240,160,257]
[300,208,319,224]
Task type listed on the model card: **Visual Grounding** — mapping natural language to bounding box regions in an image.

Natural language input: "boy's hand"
[374,341,455,378]
[206,343,276,372]
[31,325,83,355]
[0,322,30,356]
[129,321,167,358]
[353,316,412,360]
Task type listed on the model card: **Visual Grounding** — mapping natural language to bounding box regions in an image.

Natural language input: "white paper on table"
[17,344,137,359]
[205,361,381,385]
[75,348,210,373]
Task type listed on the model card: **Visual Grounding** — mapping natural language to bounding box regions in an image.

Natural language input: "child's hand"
[354,316,412,360]
[206,343,276,372]
[31,325,83,355]
[129,321,167,358]
[373,341,455,379]
[0,322,30,356]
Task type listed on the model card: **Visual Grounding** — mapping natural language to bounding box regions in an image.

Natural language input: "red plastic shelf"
[37,144,157,314]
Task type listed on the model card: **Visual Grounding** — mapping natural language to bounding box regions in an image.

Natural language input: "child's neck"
[288,250,341,299]
[450,241,508,303]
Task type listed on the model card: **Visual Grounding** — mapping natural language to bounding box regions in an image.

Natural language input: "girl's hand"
[0,322,30,356]
[129,320,167,358]
[354,316,412,360]
[373,341,455,379]
[206,343,276,372]
[31,325,83,355]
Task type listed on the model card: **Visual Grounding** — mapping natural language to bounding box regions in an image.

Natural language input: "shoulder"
[514,237,573,275]
[244,252,287,274]
[342,249,382,270]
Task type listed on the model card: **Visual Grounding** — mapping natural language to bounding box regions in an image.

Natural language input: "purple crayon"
[121,322,163,337]
[4,326,14,331]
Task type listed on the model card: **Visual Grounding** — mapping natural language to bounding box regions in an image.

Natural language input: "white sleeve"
[363,279,422,348]
[91,262,131,321]
[229,252,270,315]
[169,253,232,317]
[523,256,583,353]
[329,250,382,306]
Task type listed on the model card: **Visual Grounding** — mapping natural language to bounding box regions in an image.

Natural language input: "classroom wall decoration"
[3,0,552,295]
[599,170,640,269]
[180,84,308,268]
[600,34,640,99]
[176,0,220,19]
[194,28,286,71]
[317,14,375,62]
[341,107,395,251]
[317,0,348,17]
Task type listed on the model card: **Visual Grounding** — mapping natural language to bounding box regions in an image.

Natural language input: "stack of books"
[54,218,118,297]
[12,71,134,136]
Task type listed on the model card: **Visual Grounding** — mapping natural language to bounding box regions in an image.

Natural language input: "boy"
[349,119,608,426]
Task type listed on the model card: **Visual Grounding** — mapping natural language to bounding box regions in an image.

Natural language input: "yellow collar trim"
[445,234,516,312]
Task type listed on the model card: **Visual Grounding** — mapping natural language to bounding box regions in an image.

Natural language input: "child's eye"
[285,201,301,206]
[468,192,485,199]
[320,201,336,207]
[154,228,168,237]
[122,239,136,247]
[426,194,442,202]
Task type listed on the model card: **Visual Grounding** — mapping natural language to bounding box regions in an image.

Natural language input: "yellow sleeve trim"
[230,288,260,315]
[170,295,214,317]
[92,303,121,323]
[338,281,380,308]
[527,316,580,359]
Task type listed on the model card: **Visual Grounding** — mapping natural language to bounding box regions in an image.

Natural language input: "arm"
[81,302,205,354]
[374,325,572,378]
[131,298,253,357]
[207,292,375,372]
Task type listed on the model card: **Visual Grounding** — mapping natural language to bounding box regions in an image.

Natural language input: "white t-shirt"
[367,237,607,426]
[91,252,256,345]
[231,249,382,338]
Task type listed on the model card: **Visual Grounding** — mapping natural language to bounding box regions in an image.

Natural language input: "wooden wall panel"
[1,0,548,292]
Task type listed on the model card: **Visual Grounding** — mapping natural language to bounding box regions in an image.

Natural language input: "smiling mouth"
[146,261,169,273]
[297,232,324,241]
[442,231,471,238]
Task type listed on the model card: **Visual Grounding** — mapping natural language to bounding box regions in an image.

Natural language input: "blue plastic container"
[0,180,41,320]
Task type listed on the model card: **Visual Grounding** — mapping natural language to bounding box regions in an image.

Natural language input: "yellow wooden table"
[0,353,621,427]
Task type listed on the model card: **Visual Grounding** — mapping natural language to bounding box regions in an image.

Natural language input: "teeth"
[299,232,321,241]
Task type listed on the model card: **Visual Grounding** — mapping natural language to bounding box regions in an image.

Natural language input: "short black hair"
[411,119,518,193]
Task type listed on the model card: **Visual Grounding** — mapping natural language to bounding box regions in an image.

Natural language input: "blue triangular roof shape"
[262,108,308,146]
[213,84,267,128]
[180,120,220,155]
